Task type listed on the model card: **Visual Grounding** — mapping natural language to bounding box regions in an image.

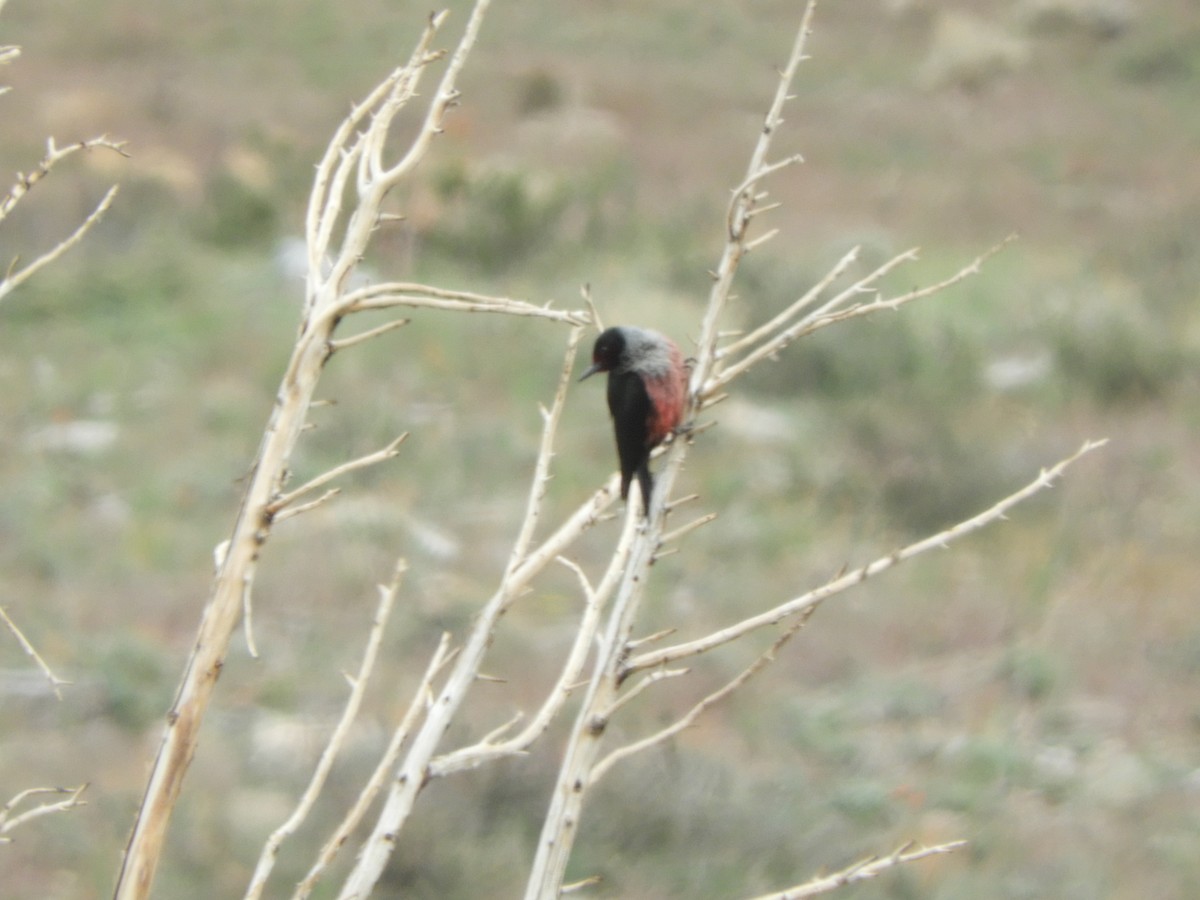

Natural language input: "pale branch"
[429,518,638,779]
[522,501,670,900]
[292,631,454,900]
[240,569,260,659]
[625,626,677,650]
[601,666,690,721]
[343,282,587,325]
[745,840,969,900]
[706,243,922,391]
[743,226,781,254]
[590,607,812,785]
[524,8,822,896]
[337,469,619,896]
[664,492,701,512]
[562,875,603,894]
[727,153,804,240]
[626,440,1107,676]
[476,710,525,746]
[508,474,620,589]
[304,16,446,308]
[0,135,127,221]
[244,561,405,900]
[266,433,407,516]
[270,487,340,524]
[709,236,1016,395]
[0,184,119,305]
[689,0,819,391]
[320,0,493,318]
[581,283,604,332]
[0,605,70,700]
[506,327,585,577]
[112,8,491,893]
[717,244,861,360]
[0,785,87,842]
[327,316,411,353]
[659,511,718,547]
[371,2,490,187]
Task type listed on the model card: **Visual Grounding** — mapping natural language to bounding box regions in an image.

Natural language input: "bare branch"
[717,245,860,360]
[244,561,405,900]
[327,316,411,353]
[591,608,812,784]
[267,433,407,515]
[0,606,70,700]
[240,570,259,659]
[0,785,88,841]
[429,513,638,778]
[745,840,969,899]
[292,631,453,900]
[601,666,690,721]
[581,283,603,331]
[506,327,585,576]
[343,281,587,325]
[659,511,718,547]
[113,6,494,893]
[524,7,822,897]
[271,487,341,524]
[709,236,1016,395]
[304,17,448,311]
[0,135,127,222]
[562,875,603,894]
[0,184,119,305]
[626,440,1107,675]
[689,0,820,392]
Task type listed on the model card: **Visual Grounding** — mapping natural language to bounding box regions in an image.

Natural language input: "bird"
[579,326,688,513]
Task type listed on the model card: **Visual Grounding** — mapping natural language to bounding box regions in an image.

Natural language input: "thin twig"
[271,488,341,524]
[710,236,1015,394]
[505,326,585,577]
[292,632,453,900]
[267,434,406,515]
[344,284,586,325]
[0,185,119,305]
[524,7,821,897]
[327,317,411,353]
[659,512,718,546]
[429,514,639,779]
[0,784,88,841]
[592,608,813,784]
[717,245,860,360]
[626,439,1107,674]
[245,561,406,900]
[745,840,968,899]
[0,606,70,700]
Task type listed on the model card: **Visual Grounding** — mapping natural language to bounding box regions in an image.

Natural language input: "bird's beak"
[579,363,602,382]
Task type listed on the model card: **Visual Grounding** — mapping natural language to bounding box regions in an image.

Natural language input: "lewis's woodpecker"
[580,326,688,512]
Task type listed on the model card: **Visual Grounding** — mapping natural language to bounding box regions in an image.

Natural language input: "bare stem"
[627,440,1107,674]
[0,785,88,841]
[0,606,70,700]
[244,562,406,899]
[292,632,454,900]
[745,840,969,900]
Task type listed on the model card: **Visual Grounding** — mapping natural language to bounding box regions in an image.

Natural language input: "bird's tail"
[636,463,654,515]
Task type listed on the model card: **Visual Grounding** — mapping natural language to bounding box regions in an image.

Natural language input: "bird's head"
[579,326,628,381]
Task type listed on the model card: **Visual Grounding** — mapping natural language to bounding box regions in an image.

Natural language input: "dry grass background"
[1,0,1198,897]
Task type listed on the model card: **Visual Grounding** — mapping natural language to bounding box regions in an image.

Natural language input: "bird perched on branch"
[580,326,688,513]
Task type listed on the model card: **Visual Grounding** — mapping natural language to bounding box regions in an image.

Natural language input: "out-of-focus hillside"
[1,1,1198,897]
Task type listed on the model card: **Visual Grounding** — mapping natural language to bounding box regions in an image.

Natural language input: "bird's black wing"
[606,370,653,502]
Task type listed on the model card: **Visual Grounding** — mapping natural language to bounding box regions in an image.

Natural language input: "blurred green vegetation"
[2,1,1199,898]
